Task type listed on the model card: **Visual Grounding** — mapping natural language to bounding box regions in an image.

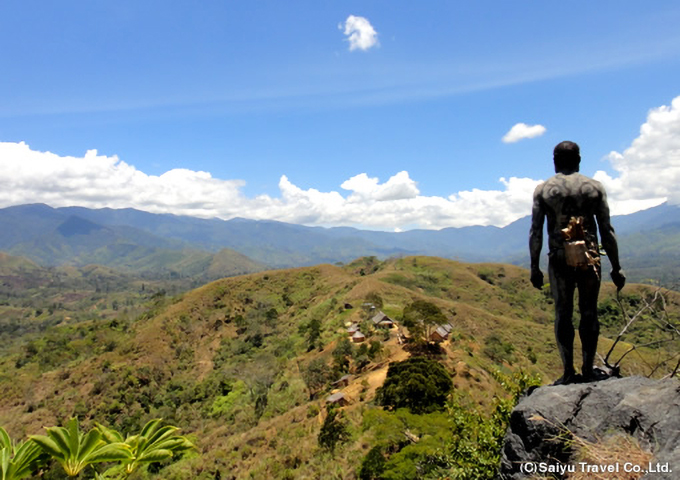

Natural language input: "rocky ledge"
[500,376,679,479]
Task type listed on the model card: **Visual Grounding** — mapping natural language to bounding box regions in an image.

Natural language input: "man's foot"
[581,367,609,383]
[551,371,580,386]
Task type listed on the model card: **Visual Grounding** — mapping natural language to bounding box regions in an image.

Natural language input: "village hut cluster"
[346,310,396,344]
[326,303,454,407]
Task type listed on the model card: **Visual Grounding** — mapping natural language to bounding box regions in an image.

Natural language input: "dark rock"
[499,376,680,479]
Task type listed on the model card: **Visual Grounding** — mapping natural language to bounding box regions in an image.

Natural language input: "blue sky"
[2,1,680,230]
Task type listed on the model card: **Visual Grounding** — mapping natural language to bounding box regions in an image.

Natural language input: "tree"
[305,318,322,351]
[30,417,131,478]
[317,408,350,453]
[302,358,332,400]
[0,427,46,480]
[375,357,453,414]
[401,300,447,344]
[358,445,386,480]
[365,291,384,310]
[332,338,354,376]
[238,355,277,421]
[368,340,383,360]
[437,370,541,480]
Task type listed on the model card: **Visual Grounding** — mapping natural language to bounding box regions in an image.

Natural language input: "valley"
[0,253,677,479]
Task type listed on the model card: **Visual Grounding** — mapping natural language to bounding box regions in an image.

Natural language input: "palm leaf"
[116,419,195,475]
[78,430,103,461]
[136,449,174,463]
[1,449,10,479]
[142,426,179,451]
[65,418,80,460]
[9,441,44,478]
[43,426,71,458]
[1,434,46,480]
[0,428,11,450]
[86,443,132,464]
[139,419,162,439]
[94,424,124,444]
[28,436,63,460]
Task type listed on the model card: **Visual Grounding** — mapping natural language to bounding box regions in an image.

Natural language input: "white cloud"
[2,95,678,231]
[593,95,680,215]
[340,171,419,201]
[0,142,247,218]
[0,141,538,230]
[340,15,378,51]
[502,123,547,143]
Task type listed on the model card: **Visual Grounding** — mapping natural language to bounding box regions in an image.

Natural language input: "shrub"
[375,357,453,414]
[318,408,350,453]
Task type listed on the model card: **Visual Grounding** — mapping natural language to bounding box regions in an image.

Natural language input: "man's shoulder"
[573,172,604,186]
[573,173,607,197]
[541,172,605,190]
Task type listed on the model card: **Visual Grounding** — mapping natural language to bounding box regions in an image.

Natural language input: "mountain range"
[1,202,679,283]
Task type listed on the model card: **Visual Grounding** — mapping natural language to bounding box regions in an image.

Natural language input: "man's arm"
[595,187,626,290]
[529,186,545,289]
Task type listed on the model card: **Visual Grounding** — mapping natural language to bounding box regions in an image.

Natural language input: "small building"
[430,323,453,343]
[326,392,349,406]
[332,374,351,388]
[352,331,366,343]
[347,323,360,335]
[362,303,376,313]
[371,311,395,328]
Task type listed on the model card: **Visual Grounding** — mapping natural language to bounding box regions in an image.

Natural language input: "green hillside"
[0,256,677,479]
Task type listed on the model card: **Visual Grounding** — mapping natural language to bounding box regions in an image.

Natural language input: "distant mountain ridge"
[1,202,680,282]
[0,204,264,280]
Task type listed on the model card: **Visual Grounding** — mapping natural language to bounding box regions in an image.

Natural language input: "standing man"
[530,141,626,385]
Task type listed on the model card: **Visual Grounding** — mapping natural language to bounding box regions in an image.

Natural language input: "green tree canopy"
[301,358,332,399]
[317,408,350,453]
[375,357,453,414]
[401,300,447,343]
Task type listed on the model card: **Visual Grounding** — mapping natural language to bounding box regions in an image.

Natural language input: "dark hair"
[553,141,580,172]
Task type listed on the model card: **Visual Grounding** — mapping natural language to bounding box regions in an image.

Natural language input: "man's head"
[553,141,581,173]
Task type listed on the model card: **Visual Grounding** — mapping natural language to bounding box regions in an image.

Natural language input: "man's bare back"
[529,141,625,385]
[535,172,605,253]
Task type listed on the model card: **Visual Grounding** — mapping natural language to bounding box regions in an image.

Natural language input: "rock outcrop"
[500,376,680,479]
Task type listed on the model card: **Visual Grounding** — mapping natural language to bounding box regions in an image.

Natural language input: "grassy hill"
[0,256,677,479]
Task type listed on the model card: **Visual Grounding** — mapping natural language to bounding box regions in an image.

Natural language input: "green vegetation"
[437,370,541,480]
[30,417,131,477]
[0,254,676,478]
[1,419,193,479]
[317,407,351,453]
[96,418,195,478]
[375,357,453,414]
[359,370,541,480]
[0,426,45,480]
[400,300,447,344]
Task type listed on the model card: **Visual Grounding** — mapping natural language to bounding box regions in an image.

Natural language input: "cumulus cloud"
[341,171,419,201]
[2,95,678,231]
[593,95,680,215]
[502,123,547,143]
[340,15,379,51]
[0,142,247,218]
[0,141,539,230]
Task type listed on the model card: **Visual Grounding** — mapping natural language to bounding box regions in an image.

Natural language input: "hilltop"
[0,256,677,479]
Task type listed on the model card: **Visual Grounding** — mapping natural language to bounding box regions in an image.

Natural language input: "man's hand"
[611,269,626,291]
[531,268,544,290]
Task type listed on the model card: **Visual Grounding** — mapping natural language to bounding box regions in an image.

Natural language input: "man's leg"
[577,268,602,380]
[549,258,577,384]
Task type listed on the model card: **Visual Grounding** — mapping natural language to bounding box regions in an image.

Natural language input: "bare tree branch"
[602,287,680,378]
